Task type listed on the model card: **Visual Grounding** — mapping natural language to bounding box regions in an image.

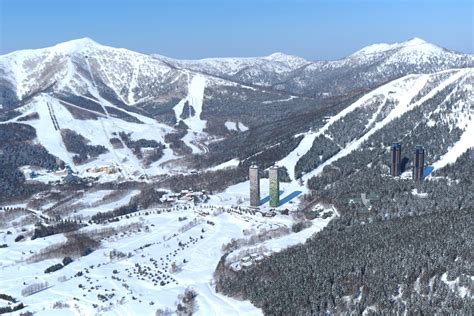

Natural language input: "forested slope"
[216,149,474,314]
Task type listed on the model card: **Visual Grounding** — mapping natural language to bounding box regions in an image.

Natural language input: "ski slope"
[277,69,471,182]
[172,74,208,154]
[431,118,474,171]
[173,74,207,133]
[14,94,177,178]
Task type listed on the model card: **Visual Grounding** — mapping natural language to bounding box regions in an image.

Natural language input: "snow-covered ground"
[0,181,334,315]
[5,92,182,180]
[223,121,250,132]
[440,272,473,299]
[172,74,209,154]
[431,114,474,172]
[67,190,140,220]
[208,158,240,171]
[224,121,238,131]
[261,96,296,104]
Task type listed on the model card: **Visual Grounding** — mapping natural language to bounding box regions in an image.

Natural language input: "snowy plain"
[0,179,334,315]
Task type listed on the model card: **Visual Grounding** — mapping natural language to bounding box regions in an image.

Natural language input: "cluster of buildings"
[229,251,272,272]
[160,189,208,204]
[23,164,87,185]
[249,165,280,208]
[391,143,425,181]
[86,164,121,174]
[348,192,381,213]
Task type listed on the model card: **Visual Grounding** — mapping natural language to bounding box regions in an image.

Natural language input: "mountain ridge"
[1,37,472,105]
[3,36,459,61]
[0,37,472,199]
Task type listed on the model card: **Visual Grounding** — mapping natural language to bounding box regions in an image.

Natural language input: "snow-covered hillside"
[277,68,473,182]
[0,38,185,104]
[350,37,451,60]
[1,36,472,108]
[13,93,177,178]
[154,51,310,86]
[0,39,250,178]
[0,37,472,186]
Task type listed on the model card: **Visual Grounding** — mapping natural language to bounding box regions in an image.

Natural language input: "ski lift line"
[46,102,60,131]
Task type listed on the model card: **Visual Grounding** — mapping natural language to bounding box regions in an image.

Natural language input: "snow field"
[14,94,179,179]
[0,185,336,316]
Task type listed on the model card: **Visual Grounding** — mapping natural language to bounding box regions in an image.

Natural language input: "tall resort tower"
[249,165,260,207]
[391,142,402,176]
[413,146,425,182]
[269,166,280,208]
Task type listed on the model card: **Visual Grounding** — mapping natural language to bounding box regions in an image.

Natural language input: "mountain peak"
[349,37,445,58]
[397,37,450,56]
[263,52,309,68]
[69,37,99,46]
[265,52,291,59]
[404,37,428,46]
[53,37,100,52]
[264,52,301,61]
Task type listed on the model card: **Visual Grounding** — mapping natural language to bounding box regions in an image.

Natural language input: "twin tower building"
[249,166,279,208]
[249,143,424,208]
[391,143,425,181]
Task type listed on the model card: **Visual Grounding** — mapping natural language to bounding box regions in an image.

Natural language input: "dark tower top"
[391,143,402,177]
[413,145,425,182]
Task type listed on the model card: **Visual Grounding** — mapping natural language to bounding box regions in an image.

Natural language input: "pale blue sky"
[0,0,472,60]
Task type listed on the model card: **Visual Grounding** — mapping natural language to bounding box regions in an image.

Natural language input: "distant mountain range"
[0,37,472,195]
[2,37,471,109]
[156,37,472,97]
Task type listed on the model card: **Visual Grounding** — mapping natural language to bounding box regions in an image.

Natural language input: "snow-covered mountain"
[0,37,472,188]
[278,68,474,181]
[156,37,473,97]
[154,51,310,86]
[0,38,249,180]
[0,38,191,108]
[2,37,471,116]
